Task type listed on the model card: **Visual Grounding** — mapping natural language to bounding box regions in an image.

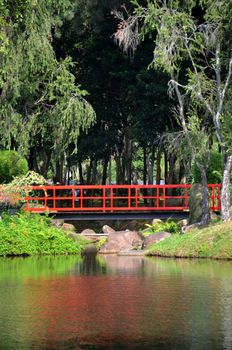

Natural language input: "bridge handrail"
[17,183,221,213]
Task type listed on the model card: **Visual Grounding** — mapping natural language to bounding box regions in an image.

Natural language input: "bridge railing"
[22,184,221,213]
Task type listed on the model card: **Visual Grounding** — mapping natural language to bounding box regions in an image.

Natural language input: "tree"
[55,0,173,185]
[0,150,28,183]
[0,0,95,181]
[114,0,232,222]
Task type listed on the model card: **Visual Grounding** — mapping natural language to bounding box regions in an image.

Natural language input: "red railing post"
[135,187,138,209]
[103,187,106,212]
[80,188,83,209]
[163,186,166,208]
[72,187,75,210]
[25,189,29,211]
[157,187,159,208]
[217,184,221,211]
[184,185,188,209]
[211,185,215,211]
[110,186,113,212]
[53,187,56,210]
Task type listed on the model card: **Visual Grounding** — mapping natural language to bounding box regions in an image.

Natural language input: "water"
[0,255,232,350]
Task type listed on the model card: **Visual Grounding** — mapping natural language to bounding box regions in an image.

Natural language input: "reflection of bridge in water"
[24,184,221,220]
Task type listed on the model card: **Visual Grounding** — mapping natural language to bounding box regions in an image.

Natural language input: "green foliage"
[0,212,88,257]
[223,89,232,155]
[192,150,222,184]
[6,170,46,187]
[0,150,28,183]
[146,221,232,259]
[131,0,232,223]
[0,0,95,155]
[0,171,46,209]
[140,219,180,237]
[96,237,107,250]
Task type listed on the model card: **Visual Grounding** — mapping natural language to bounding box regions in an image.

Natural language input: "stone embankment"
[51,220,173,256]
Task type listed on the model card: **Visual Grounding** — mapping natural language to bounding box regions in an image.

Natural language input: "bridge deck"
[51,211,190,221]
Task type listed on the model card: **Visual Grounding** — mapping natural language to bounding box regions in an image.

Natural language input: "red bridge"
[24,184,221,219]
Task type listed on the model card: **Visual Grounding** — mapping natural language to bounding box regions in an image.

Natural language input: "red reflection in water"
[18,256,222,349]
[23,274,192,348]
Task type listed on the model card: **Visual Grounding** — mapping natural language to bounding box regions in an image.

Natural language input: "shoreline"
[145,221,232,260]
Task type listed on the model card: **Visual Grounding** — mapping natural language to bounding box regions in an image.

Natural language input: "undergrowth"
[0,211,88,257]
[140,219,181,237]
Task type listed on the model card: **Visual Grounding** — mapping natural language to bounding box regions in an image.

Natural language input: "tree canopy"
[0,0,95,161]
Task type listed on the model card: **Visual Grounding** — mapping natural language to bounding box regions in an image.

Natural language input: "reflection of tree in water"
[75,255,107,276]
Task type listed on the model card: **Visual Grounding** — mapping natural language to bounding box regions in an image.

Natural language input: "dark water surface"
[0,255,232,350]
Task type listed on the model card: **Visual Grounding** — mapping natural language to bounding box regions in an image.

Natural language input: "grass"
[146,221,232,260]
[0,211,88,257]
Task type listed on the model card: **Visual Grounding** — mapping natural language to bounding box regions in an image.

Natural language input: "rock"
[152,218,163,225]
[51,219,64,227]
[62,223,76,232]
[132,239,143,249]
[81,228,96,235]
[82,244,98,255]
[181,223,202,233]
[188,184,202,224]
[142,232,171,249]
[210,211,219,221]
[179,219,188,227]
[84,235,105,243]
[99,230,143,254]
[118,250,146,256]
[67,232,79,241]
[102,225,115,234]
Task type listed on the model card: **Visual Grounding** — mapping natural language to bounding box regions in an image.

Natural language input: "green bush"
[0,171,46,210]
[0,150,28,184]
[0,212,88,257]
[140,219,180,237]
[192,150,222,184]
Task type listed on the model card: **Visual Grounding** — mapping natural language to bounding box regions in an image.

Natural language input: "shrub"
[140,219,180,237]
[0,171,46,210]
[0,150,28,184]
[0,212,88,256]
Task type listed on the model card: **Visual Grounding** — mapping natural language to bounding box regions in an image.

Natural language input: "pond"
[0,255,232,350]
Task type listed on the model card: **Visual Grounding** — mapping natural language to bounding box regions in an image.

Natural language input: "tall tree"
[114,0,232,222]
[0,0,95,181]
[55,0,172,184]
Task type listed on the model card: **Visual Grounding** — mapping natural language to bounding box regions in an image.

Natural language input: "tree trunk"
[28,147,38,172]
[91,159,98,184]
[124,127,132,184]
[148,147,155,207]
[179,160,186,184]
[102,156,109,185]
[108,156,112,184]
[54,158,64,184]
[156,149,161,185]
[87,158,93,184]
[221,155,232,221]
[143,146,147,185]
[200,168,211,225]
[167,154,177,185]
[78,161,84,185]
[115,155,123,184]
[148,147,155,185]
[164,151,168,184]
